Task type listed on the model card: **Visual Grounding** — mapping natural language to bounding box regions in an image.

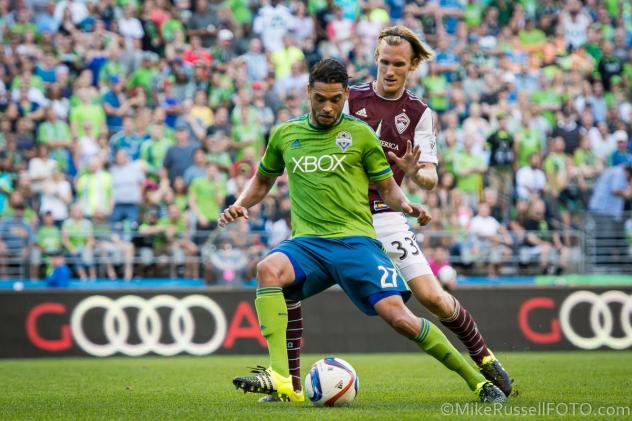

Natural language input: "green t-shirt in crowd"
[518,29,546,47]
[531,89,562,126]
[516,128,544,167]
[454,151,486,193]
[423,75,449,111]
[259,114,392,239]
[62,218,93,249]
[189,177,225,220]
[463,3,483,27]
[157,216,186,236]
[140,137,174,175]
[37,121,72,145]
[161,18,184,42]
[128,67,158,95]
[70,104,106,138]
[36,225,62,253]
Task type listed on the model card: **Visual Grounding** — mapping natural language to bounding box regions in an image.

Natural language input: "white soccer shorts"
[372,212,433,282]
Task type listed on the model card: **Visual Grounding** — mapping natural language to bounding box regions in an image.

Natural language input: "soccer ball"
[438,265,457,284]
[304,357,359,406]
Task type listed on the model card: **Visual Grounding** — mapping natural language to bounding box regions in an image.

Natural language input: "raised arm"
[218,172,277,226]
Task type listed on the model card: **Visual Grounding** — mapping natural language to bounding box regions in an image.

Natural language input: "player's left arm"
[373,176,431,226]
[387,108,438,190]
[362,126,430,226]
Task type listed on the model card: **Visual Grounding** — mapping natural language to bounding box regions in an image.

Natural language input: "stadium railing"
[0,222,601,282]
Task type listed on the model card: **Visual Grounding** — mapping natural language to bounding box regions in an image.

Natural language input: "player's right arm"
[219,125,285,227]
[218,172,277,226]
[361,124,431,226]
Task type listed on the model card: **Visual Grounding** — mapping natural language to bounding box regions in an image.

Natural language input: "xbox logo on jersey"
[290,155,347,173]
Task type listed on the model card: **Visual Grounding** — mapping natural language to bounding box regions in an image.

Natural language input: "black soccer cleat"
[233,366,276,395]
[232,366,304,402]
[479,354,513,397]
[477,381,507,404]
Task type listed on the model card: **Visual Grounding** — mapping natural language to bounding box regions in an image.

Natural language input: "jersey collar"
[308,113,344,130]
[371,80,405,102]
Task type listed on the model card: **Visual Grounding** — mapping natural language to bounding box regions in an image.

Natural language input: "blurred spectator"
[109,116,148,162]
[102,75,131,134]
[608,131,631,166]
[469,202,513,276]
[27,144,57,195]
[516,153,547,202]
[93,210,134,281]
[45,252,71,288]
[32,211,62,279]
[428,246,455,290]
[162,204,198,278]
[522,199,569,274]
[486,112,515,217]
[187,0,219,48]
[110,149,145,229]
[76,157,111,218]
[242,38,268,82]
[183,148,207,186]
[163,122,196,182]
[588,164,632,265]
[454,137,487,211]
[40,168,72,225]
[0,202,33,278]
[189,162,225,235]
[70,87,106,139]
[253,0,297,52]
[61,204,96,281]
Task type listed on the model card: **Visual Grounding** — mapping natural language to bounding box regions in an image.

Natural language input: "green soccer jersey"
[258,114,392,239]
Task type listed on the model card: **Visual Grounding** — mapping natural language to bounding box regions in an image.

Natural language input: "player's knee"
[420,290,451,318]
[387,312,419,339]
[256,260,283,287]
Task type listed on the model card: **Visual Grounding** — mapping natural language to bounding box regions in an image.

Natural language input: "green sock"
[414,318,485,391]
[255,287,289,377]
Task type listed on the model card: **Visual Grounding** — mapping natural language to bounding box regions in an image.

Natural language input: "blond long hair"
[375,26,434,69]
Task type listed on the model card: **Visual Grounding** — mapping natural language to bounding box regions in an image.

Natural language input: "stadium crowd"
[0,0,631,284]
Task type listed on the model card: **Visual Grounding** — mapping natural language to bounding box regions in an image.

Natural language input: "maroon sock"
[439,298,491,365]
[286,300,303,391]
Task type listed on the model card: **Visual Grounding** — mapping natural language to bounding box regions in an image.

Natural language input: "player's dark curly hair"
[309,59,349,88]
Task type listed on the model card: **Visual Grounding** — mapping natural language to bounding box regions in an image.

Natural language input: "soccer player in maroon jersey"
[275,26,512,400]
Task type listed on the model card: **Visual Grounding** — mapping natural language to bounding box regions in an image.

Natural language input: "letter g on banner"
[71,295,227,357]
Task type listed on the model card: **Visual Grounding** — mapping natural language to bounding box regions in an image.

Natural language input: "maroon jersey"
[345,82,438,214]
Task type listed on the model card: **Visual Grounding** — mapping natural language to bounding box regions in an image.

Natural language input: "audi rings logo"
[71,295,227,357]
[520,290,632,350]
[560,291,632,350]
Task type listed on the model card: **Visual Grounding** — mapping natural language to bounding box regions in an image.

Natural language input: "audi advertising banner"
[1,287,631,358]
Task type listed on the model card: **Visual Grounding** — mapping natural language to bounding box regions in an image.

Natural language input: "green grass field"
[1,352,632,420]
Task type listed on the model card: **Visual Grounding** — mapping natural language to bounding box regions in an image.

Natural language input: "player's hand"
[401,203,431,226]
[388,140,424,178]
[218,204,249,227]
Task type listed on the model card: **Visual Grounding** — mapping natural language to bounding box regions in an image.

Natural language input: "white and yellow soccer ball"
[305,357,358,406]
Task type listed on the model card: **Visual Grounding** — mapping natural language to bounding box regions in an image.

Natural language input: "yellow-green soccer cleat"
[479,351,513,396]
[476,381,507,404]
[233,366,305,402]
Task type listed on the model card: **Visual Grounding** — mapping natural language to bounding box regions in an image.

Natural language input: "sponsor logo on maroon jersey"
[380,140,399,151]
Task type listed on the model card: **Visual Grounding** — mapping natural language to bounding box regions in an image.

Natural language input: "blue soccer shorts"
[270,236,411,315]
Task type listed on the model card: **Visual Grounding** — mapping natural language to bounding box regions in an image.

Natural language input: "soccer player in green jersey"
[219,59,506,404]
